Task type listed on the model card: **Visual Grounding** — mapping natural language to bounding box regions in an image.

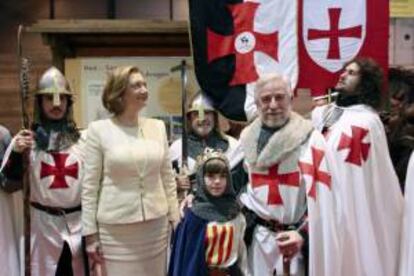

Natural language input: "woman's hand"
[85,234,104,266]
[12,129,34,153]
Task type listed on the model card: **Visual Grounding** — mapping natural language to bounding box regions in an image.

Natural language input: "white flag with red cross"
[297,0,389,96]
[189,0,389,116]
[299,130,342,276]
[189,0,298,121]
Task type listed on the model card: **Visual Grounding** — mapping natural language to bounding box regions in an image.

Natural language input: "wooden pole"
[17,24,31,276]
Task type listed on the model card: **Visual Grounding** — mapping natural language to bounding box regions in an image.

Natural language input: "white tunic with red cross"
[30,147,83,208]
[240,151,307,275]
[27,135,86,276]
[312,104,403,276]
[239,113,312,224]
[241,153,307,224]
[239,113,314,276]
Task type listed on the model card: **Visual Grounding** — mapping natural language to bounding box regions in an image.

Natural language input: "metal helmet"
[36,66,73,106]
[187,91,216,120]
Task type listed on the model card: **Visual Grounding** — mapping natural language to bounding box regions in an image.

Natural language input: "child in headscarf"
[168,148,249,276]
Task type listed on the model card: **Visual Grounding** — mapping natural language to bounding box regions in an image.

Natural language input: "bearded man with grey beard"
[238,74,316,276]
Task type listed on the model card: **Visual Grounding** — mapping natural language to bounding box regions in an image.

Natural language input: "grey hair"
[254,73,293,102]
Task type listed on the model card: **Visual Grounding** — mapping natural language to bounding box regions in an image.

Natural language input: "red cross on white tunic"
[337,125,371,166]
[299,147,331,201]
[40,152,79,189]
[251,164,300,206]
[308,8,362,59]
[207,2,278,86]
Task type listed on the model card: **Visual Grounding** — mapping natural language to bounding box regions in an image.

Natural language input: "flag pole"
[171,60,191,194]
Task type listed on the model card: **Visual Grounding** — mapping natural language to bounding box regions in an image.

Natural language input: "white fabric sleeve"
[238,215,251,276]
[81,122,103,236]
[159,121,179,223]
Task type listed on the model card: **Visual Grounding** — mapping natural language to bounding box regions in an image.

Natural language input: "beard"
[262,115,288,128]
[261,108,290,128]
[335,80,361,96]
[192,123,214,137]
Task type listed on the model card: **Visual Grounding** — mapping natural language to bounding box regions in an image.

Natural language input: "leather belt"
[256,216,296,233]
[31,202,81,216]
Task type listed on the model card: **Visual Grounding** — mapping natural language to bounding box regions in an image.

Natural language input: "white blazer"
[82,117,179,236]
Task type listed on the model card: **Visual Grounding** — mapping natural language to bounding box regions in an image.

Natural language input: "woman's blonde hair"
[102,66,142,115]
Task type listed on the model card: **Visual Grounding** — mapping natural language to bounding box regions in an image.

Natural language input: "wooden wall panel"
[117,0,170,19]
[54,0,107,19]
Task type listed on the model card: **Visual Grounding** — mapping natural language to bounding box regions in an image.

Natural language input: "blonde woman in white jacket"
[82,66,179,276]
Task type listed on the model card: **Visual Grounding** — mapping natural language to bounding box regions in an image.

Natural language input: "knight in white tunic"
[312,57,403,276]
[2,67,87,276]
[239,74,314,276]
[169,92,245,198]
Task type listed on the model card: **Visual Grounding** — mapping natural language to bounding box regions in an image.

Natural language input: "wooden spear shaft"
[17,24,31,276]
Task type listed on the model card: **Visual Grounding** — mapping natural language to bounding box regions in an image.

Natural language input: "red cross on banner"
[308,8,362,60]
[297,0,389,96]
[251,164,300,206]
[207,2,278,86]
[337,125,371,166]
[299,147,331,201]
[40,152,79,189]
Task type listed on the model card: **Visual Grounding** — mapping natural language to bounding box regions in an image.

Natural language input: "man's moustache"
[196,120,210,125]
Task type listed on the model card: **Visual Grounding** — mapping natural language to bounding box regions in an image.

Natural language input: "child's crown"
[196,147,229,168]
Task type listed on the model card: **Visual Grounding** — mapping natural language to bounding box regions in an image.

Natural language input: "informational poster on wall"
[65,57,199,142]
